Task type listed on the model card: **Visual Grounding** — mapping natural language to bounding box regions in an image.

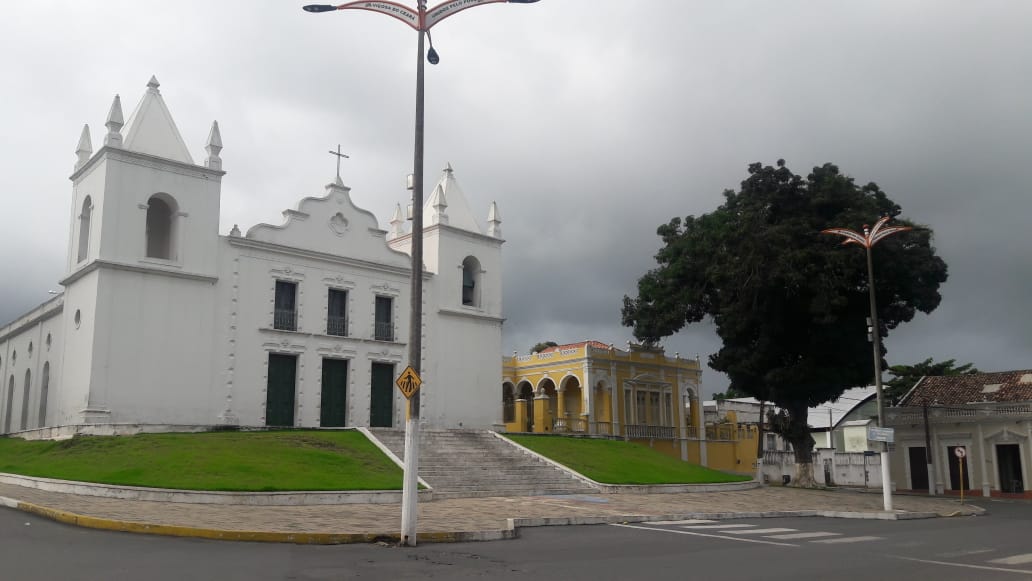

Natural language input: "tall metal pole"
[865,242,893,512]
[400,2,427,548]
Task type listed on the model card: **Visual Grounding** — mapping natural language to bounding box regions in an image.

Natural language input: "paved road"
[2,499,1028,580]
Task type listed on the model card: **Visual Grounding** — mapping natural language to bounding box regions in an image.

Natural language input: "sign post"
[396,364,422,544]
[955,446,967,504]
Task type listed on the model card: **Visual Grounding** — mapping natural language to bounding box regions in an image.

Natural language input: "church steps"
[366,428,597,498]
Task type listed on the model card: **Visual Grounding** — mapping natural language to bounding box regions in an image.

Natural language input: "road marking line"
[680,524,755,529]
[812,536,882,544]
[611,524,799,547]
[728,528,797,535]
[892,555,1032,576]
[938,548,996,558]
[992,554,1032,566]
[767,532,841,540]
[649,519,716,525]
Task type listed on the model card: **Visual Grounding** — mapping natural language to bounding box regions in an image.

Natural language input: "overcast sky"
[2,1,1030,396]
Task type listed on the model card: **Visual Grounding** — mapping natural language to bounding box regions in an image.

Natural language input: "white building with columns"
[0,77,505,438]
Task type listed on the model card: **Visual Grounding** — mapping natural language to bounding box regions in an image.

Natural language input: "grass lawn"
[505,434,752,485]
[0,430,404,492]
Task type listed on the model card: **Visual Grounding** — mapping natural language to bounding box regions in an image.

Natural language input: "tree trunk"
[786,402,817,488]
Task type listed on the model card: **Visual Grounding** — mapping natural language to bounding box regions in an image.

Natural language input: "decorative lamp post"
[303,0,541,547]
[822,215,911,512]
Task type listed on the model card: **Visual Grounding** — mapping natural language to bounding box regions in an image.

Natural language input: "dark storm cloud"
[2,1,1030,396]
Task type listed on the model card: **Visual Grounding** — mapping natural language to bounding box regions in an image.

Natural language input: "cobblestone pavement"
[0,482,980,536]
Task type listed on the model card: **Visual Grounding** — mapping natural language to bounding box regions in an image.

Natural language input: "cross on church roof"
[328,145,350,181]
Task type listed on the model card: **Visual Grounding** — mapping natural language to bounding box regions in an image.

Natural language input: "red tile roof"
[900,369,1032,406]
[537,341,613,354]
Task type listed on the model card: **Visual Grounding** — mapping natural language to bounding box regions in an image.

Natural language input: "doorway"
[908,446,929,490]
[266,354,297,427]
[320,358,348,427]
[996,444,1025,493]
[370,362,394,428]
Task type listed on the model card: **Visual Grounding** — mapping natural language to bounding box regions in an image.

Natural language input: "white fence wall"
[762,449,885,488]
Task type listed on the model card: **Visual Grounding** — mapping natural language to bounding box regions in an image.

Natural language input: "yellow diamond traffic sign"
[395,365,422,399]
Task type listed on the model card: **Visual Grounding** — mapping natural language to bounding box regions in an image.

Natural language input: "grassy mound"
[505,434,751,485]
[0,430,403,492]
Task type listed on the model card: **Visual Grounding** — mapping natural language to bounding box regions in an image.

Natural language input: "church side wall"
[89,268,219,424]
[420,226,504,429]
[55,270,102,426]
[422,310,503,429]
[0,299,64,433]
[223,240,410,428]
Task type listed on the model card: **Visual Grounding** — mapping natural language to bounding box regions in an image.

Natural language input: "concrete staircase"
[367,428,599,499]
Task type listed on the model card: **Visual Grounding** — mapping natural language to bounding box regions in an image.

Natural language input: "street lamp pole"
[822,216,911,512]
[303,0,540,547]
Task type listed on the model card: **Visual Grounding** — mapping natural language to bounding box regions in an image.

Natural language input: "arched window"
[461,256,481,307]
[146,194,177,259]
[20,369,31,430]
[502,383,516,423]
[77,196,92,263]
[38,362,49,428]
[4,375,13,433]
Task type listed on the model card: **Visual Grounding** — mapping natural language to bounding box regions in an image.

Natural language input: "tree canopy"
[530,341,558,354]
[621,161,948,469]
[885,358,979,405]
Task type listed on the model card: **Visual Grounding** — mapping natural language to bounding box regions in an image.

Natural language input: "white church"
[0,78,506,438]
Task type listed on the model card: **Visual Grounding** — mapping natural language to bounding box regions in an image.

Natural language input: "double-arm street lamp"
[303,0,540,546]
[822,216,911,512]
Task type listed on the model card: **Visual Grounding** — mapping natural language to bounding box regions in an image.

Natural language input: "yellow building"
[500,341,758,473]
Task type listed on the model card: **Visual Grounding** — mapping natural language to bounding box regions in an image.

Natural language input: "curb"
[2,493,978,545]
[0,472,430,506]
[2,495,514,544]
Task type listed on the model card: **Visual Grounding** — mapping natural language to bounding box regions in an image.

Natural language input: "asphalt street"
[2,499,1029,580]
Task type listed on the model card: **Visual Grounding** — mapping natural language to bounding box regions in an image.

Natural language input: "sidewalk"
[0,481,982,544]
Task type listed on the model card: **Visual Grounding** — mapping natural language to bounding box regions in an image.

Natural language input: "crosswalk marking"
[680,523,755,529]
[812,536,882,544]
[767,532,841,540]
[728,528,798,535]
[989,554,1032,566]
[649,519,716,525]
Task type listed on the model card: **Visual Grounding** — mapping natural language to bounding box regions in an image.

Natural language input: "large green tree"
[885,358,979,405]
[621,161,948,483]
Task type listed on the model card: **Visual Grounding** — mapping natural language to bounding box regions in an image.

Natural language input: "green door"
[321,358,348,427]
[370,362,394,428]
[266,354,297,427]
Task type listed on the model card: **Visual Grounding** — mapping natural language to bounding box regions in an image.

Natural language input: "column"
[977,423,990,497]
[697,392,708,467]
[513,399,527,432]
[533,394,550,433]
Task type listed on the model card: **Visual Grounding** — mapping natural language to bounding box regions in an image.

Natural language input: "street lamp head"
[427,46,440,65]
[303,4,338,12]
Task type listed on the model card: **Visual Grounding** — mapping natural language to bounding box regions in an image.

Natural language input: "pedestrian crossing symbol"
[395,365,422,399]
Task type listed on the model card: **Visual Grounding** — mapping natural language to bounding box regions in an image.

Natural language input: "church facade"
[0,78,504,437]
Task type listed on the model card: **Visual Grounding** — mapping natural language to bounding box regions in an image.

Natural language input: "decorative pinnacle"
[75,124,93,170]
[205,120,223,170]
[104,94,124,147]
[147,75,161,92]
[444,162,454,174]
[486,201,502,238]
